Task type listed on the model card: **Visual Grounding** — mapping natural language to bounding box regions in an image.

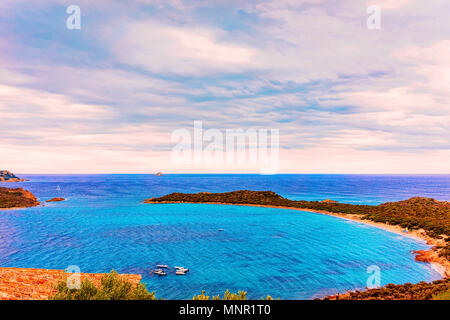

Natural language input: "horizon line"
[12,172,450,175]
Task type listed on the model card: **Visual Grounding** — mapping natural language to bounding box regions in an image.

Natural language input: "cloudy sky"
[1,0,449,174]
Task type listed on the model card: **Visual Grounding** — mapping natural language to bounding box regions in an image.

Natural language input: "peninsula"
[0,187,40,209]
[322,278,450,300]
[0,170,28,182]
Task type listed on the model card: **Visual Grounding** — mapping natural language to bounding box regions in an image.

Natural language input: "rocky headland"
[0,170,28,182]
[0,187,40,209]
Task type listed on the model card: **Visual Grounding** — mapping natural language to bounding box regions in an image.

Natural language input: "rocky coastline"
[0,170,28,182]
[0,187,40,209]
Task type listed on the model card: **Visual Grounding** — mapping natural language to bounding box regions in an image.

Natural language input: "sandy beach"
[0,206,30,211]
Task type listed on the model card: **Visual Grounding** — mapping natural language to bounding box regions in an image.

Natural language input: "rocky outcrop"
[0,267,141,300]
[45,198,65,202]
[413,249,450,278]
[0,187,40,209]
[414,249,435,262]
[0,170,28,182]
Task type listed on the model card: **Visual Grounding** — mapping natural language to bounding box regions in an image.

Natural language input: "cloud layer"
[0,0,449,173]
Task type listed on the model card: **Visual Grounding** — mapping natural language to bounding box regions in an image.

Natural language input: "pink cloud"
[108,21,257,76]
[370,0,415,10]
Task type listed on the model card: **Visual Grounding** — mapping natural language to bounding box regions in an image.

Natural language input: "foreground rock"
[0,187,40,209]
[0,267,141,300]
[46,198,65,202]
[0,170,28,182]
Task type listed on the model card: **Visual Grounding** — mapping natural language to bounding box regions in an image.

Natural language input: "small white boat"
[155,270,167,276]
[176,271,186,275]
[157,264,169,268]
[175,266,189,272]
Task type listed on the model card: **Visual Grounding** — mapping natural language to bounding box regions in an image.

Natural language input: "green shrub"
[432,289,450,300]
[322,279,450,300]
[193,290,247,300]
[192,290,276,300]
[50,270,157,300]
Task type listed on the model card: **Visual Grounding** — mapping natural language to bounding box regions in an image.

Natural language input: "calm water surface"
[1,174,448,299]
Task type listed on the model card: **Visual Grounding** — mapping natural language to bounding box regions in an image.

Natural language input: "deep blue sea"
[1,174,449,299]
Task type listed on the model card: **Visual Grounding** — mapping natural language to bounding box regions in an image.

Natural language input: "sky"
[0,0,449,174]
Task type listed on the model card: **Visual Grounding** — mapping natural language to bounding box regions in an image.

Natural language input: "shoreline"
[0,206,33,210]
[0,204,43,211]
[146,201,450,279]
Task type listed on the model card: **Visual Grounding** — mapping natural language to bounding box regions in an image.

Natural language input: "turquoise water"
[0,174,447,299]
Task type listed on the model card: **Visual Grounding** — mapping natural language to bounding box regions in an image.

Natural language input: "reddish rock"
[0,170,27,182]
[46,198,65,203]
[413,250,435,262]
[0,187,40,209]
[0,267,141,300]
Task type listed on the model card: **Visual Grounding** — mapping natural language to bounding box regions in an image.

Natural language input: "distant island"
[0,187,40,209]
[46,198,65,203]
[0,170,28,182]
[145,190,450,279]
[154,172,164,176]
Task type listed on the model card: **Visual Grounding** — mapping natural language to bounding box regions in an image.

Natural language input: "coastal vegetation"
[144,190,450,260]
[50,270,157,300]
[50,270,275,300]
[0,187,40,209]
[0,170,27,182]
[50,269,447,300]
[192,290,274,300]
[193,290,248,300]
[322,278,450,300]
[432,288,450,300]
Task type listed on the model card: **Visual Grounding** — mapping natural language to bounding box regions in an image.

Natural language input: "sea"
[1,174,449,299]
